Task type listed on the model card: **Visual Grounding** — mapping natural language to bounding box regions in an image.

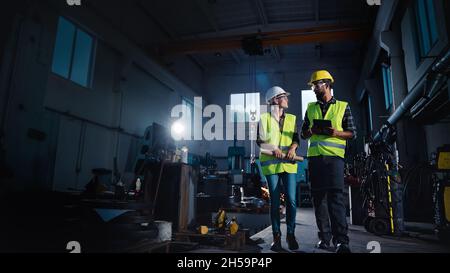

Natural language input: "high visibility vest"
[259,112,298,175]
[306,100,348,159]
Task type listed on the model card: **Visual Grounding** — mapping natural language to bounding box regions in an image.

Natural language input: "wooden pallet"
[224,231,246,250]
[124,240,171,253]
[174,231,246,250]
[223,206,270,214]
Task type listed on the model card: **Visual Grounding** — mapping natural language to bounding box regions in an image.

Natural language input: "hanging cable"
[249,55,256,163]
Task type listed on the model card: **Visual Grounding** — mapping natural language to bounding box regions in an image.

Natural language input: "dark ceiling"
[84,0,378,69]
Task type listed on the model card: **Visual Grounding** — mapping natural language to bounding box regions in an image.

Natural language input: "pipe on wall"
[45,106,142,139]
[374,49,450,141]
[1,16,24,141]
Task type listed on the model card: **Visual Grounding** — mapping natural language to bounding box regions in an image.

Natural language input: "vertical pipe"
[75,122,86,190]
[389,62,404,235]
[113,89,124,183]
[1,17,24,144]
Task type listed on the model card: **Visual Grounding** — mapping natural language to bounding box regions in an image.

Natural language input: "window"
[368,95,373,133]
[52,17,95,87]
[362,91,373,137]
[245,93,260,122]
[301,89,334,119]
[182,97,194,137]
[230,93,245,122]
[230,93,260,122]
[301,90,316,119]
[382,65,393,110]
[412,0,438,64]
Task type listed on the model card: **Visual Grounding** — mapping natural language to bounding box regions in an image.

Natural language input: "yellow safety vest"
[306,100,348,159]
[259,112,298,175]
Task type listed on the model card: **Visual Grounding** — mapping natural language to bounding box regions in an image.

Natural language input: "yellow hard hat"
[309,70,334,85]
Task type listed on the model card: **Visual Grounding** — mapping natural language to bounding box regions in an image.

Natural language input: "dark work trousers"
[309,156,349,245]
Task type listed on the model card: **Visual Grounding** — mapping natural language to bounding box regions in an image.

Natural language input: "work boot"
[286,233,299,250]
[335,243,351,253]
[316,240,330,250]
[270,233,282,251]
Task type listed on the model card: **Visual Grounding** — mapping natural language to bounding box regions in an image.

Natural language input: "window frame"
[229,92,260,123]
[362,91,373,137]
[382,64,393,111]
[51,16,97,88]
[182,97,194,138]
[411,0,439,66]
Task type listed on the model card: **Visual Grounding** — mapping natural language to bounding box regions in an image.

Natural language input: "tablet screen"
[313,119,332,129]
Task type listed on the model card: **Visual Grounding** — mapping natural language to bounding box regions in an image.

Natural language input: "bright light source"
[171,122,185,140]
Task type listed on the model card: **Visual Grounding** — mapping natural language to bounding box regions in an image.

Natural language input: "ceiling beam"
[229,51,241,64]
[195,0,220,31]
[188,55,207,71]
[315,0,320,23]
[253,0,268,25]
[161,25,368,55]
[137,0,206,72]
[252,0,281,61]
[271,45,281,61]
[137,1,175,40]
[178,19,354,40]
[195,0,241,64]
[315,43,322,59]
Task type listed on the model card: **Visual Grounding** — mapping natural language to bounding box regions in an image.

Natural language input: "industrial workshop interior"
[0,0,450,255]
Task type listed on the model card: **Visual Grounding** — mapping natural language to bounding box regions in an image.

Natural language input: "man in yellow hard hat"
[301,70,356,253]
[257,86,300,251]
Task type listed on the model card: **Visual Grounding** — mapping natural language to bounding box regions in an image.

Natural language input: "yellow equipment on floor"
[229,217,239,235]
[445,187,450,222]
[214,209,227,231]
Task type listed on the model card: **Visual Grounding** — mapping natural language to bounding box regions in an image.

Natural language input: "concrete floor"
[249,208,450,253]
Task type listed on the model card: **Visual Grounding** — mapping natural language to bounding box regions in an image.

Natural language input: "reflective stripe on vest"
[259,113,298,175]
[260,158,297,166]
[309,141,346,149]
[306,100,348,159]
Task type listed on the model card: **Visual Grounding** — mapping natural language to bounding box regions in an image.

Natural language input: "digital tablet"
[313,119,332,129]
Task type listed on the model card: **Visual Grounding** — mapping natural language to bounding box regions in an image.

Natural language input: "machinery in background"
[130,123,201,233]
[228,146,245,173]
[197,149,264,207]
[432,145,450,243]
[401,161,435,224]
[355,126,400,236]
[229,145,269,207]
[134,123,176,176]
[297,159,312,207]
[356,134,450,242]
[345,154,365,225]
[195,144,270,236]
[396,144,450,244]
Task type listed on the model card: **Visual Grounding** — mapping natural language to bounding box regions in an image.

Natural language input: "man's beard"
[315,90,325,101]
